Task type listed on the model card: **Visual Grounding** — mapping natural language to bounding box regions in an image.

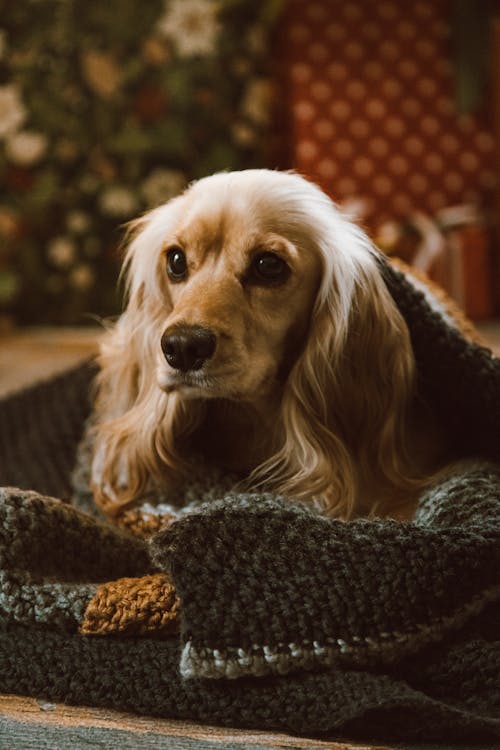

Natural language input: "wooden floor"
[2,694,491,750]
[1,323,499,748]
[0,326,101,398]
[0,695,404,750]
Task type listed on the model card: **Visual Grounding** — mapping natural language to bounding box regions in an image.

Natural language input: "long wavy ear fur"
[90,201,202,517]
[250,214,418,518]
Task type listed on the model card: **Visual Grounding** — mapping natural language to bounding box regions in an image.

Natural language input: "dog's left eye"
[250,252,289,285]
[166,247,188,281]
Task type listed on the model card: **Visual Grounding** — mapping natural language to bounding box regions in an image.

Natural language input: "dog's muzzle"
[161,325,216,372]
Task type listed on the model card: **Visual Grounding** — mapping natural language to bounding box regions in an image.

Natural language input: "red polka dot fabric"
[278,0,496,229]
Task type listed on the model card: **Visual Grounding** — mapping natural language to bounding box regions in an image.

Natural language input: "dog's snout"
[161,325,216,372]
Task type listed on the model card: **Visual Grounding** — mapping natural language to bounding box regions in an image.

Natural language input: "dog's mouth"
[157,364,239,397]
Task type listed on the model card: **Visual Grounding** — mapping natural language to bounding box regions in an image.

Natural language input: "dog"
[91,169,449,521]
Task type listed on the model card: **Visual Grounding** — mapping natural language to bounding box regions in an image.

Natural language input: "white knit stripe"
[180,583,500,680]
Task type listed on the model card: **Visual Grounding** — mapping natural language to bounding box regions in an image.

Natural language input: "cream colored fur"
[91,170,442,519]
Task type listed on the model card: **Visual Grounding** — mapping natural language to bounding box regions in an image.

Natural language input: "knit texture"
[0,475,499,742]
[378,257,500,462]
[0,487,151,632]
[80,573,180,636]
[0,360,97,499]
[0,260,499,742]
[153,474,500,682]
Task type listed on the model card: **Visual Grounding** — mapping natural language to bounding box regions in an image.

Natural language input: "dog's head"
[155,172,322,400]
[93,170,415,517]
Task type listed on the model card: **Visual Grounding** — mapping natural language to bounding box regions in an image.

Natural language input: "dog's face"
[152,177,323,401]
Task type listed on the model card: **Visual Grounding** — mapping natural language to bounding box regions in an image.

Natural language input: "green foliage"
[0,0,276,324]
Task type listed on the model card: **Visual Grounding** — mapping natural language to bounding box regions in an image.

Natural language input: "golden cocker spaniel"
[91,170,447,520]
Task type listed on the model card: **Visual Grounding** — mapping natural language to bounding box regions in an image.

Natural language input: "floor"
[0,695,405,750]
[2,695,492,750]
[0,326,101,398]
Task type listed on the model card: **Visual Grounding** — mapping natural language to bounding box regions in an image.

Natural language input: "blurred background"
[0,0,499,391]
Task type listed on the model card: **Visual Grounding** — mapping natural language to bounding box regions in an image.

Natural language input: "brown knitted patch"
[116,509,176,538]
[389,257,485,345]
[81,573,180,636]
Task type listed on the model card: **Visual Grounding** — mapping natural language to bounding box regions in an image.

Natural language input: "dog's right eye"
[248,251,290,286]
[166,247,188,282]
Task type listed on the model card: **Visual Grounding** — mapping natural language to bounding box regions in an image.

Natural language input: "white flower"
[5,130,47,166]
[47,237,77,269]
[99,187,137,217]
[66,211,91,234]
[156,0,220,58]
[241,79,273,125]
[141,168,186,207]
[69,264,95,291]
[0,85,27,139]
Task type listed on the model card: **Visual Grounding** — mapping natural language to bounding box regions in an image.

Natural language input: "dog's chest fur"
[190,398,280,476]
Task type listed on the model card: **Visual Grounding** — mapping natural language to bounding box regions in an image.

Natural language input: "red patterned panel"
[279,0,496,229]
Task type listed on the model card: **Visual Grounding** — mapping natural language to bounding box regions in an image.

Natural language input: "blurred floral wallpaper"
[0,0,280,324]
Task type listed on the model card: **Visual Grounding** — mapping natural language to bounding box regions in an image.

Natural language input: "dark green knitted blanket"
[0,262,499,743]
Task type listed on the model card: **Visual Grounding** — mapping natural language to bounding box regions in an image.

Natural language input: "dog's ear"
[261,231,417,518]
[90,200,196,517]
[329,253,416,489]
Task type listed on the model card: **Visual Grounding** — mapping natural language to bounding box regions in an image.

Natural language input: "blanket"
[0,259,499,743]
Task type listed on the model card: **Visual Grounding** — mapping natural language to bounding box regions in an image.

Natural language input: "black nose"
[161,325,216,372]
